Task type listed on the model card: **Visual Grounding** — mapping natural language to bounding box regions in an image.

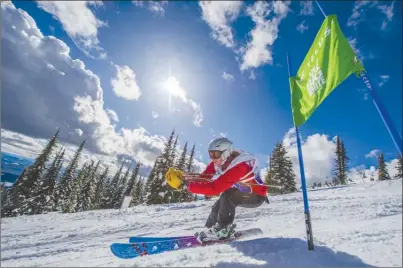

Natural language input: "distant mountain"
[1,152,34,185]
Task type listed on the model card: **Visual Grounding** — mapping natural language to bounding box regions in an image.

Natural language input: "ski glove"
[165,167,184,190]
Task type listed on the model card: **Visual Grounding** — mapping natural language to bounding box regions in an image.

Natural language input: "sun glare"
[164,76,186,101]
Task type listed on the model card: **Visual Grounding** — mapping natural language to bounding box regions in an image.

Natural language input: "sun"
[164,76,186,101]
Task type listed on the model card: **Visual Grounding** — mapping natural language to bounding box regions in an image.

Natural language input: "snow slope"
[1,180,402,267]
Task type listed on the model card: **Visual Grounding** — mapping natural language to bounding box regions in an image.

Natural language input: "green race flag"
[290,15,365,126]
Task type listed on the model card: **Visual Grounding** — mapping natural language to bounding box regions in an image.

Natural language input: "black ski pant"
[205,188,266,229]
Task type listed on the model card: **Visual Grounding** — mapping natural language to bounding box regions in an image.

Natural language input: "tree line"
[1,128,200,217]
[264,136,402,193]
[1,130,402,217]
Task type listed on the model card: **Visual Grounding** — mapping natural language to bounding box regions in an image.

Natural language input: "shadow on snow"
[215,237,373,267]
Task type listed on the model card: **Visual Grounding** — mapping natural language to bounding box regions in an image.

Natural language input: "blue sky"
[1,1,401,183]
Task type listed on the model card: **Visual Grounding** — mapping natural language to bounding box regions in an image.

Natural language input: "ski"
[111,228,263,259]
[129,235,194,243]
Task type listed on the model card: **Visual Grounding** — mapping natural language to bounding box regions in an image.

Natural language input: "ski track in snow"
[1,180,402,267]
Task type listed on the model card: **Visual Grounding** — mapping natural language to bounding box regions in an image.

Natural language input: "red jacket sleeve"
[187,162,251,196]
[202,161,215,176]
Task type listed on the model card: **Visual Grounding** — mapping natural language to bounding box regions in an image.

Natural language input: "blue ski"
[111,228,263,259]
[129,235,194,243]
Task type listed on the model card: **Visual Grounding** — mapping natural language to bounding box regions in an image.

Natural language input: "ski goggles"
[208,150,223,160]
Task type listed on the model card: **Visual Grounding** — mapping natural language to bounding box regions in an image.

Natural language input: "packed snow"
[1,180,401,267]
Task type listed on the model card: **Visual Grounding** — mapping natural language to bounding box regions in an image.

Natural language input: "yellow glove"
[165,168,184,190]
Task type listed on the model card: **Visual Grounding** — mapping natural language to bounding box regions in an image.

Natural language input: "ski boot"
[214,223,237,240]
[195,223,237,243]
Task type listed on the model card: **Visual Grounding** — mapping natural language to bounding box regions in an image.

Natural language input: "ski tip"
[110,243,137,259]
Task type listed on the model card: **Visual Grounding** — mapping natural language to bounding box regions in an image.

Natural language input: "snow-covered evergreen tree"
[93,166,109,209]
[265,142,296,194]
[395,154,402,179]
[130,177,144,206]
[63,163,89,213]
[56,140,86,212]
[187,143,196,173]
[102,161,124,209]
[112,163,131,209]
[378,153,391,181]
[333,137,349,185]
[77,160,100,212]
[28,147,65,214]
[5,129,59,216]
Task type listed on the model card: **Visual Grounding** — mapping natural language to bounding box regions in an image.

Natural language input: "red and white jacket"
[187,150,268,197]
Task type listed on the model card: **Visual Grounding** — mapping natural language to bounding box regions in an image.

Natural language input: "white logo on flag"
[307,63,325,96]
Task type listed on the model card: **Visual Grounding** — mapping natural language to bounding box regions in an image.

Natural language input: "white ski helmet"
[208,137,233,162]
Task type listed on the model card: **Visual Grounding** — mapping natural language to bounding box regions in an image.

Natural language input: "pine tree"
[147,130,176,205]
[395,154,403,179]
[6,130,59,216]
[64,163,89,213]
[265,142,296,194]
[56,140,86,212]
[93,166,109,210]
[176,142,193,202]
[102,161,124,209]
[124,163,140,207]
[169,134,179,168]
[339,140,349,184]
[378,153,391,180]
[332,136,342,185]
[112,163,132,209]
[29,147,65,214]
[77,160,100,212]
[187,143,196,173]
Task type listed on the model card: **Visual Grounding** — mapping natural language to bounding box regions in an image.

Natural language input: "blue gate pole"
[287,52,314,251]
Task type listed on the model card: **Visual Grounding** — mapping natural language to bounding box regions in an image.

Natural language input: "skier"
[165,137,269,241]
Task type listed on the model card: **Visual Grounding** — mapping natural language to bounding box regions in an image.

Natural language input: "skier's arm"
[201,161,215,176]
[186,162,250,196]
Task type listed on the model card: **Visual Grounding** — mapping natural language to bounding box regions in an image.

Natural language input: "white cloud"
[152,111,159,119]
[347,37,365,62]
[249,70,256,80]
[377,1,395,30]
[347,1,395,30]
[106,109,119,122]
[366,149,381,158]
[110,65,141,101]
[219,132,228,137]
[0,1,170,168]
[296,20,309,33]
[199,1,243,48]
[222,71,234,81]
[348,157,400,183]
[378,75,390,87]
[36,1,107,59]
[300,1,314,16]
[75,128,83,137]
[133,0,168,16]
[282,128,336,186]
[240,1,291,71]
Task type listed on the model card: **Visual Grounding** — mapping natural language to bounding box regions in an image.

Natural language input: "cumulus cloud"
[110,65,141,101]
[365,149,381,158]
[198,1,243,48]
[222,71,234,81]
[296,20,309,33]
[75,128,84,137]
[106,109,119,122]
[282,128,336,186]
[240,1,291,71]
[133,0,168,16]
[1,1,167,168]
[36,1,107,59]
[300,1,314,16]
[348,157,400,183]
